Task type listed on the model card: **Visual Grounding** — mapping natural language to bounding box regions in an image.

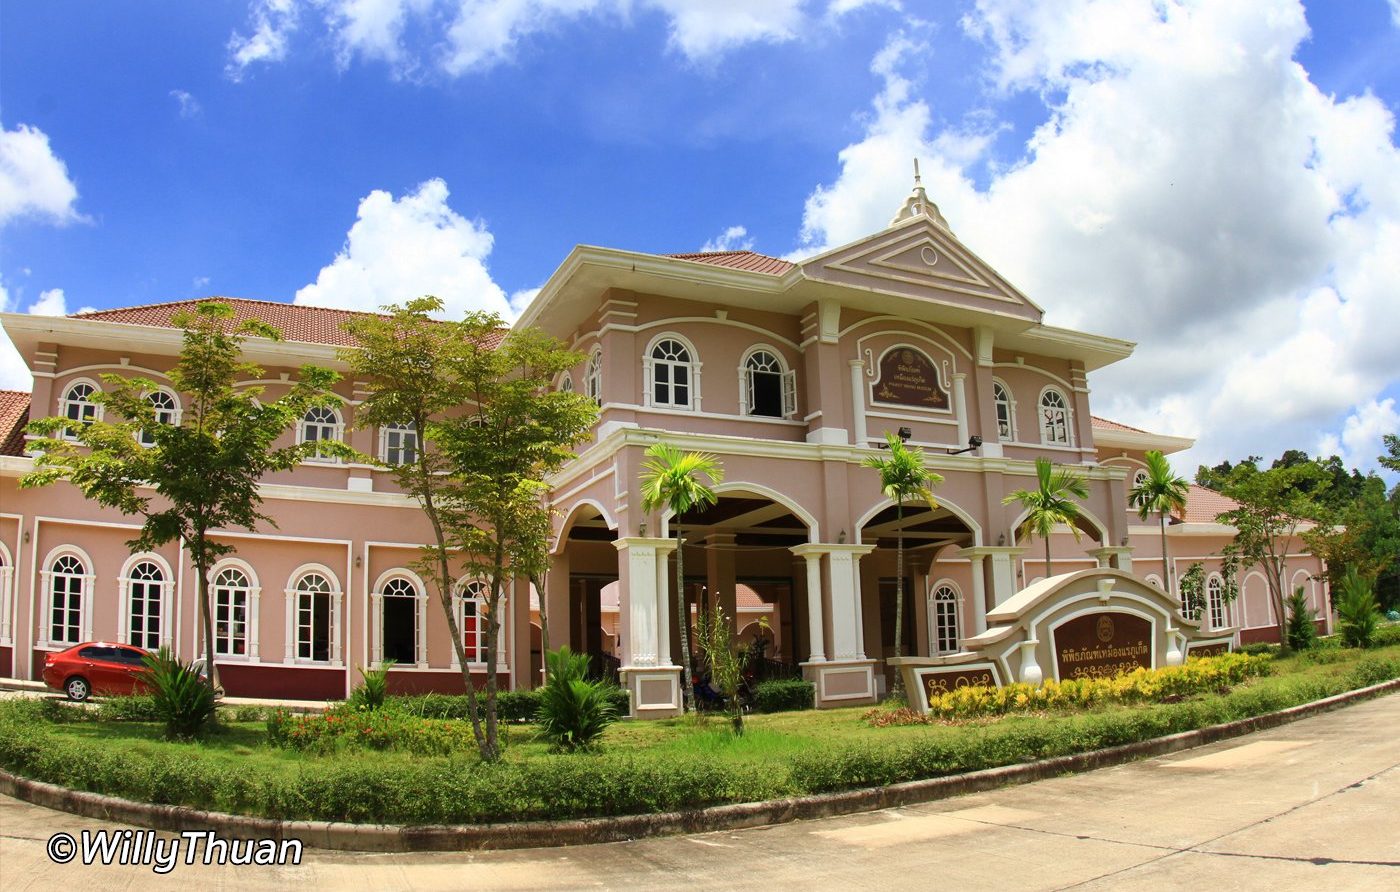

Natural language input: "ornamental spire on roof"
[889,157,951,231]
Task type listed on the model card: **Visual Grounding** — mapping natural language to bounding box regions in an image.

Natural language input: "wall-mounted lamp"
[997,532,1006,547]
[946,435,983,456]
[838,529,847,544]
[876,427,914,450]
[355,555,363,569]
[639,521,647,538]
[1120,535,1130,547]
[23,530,31,544]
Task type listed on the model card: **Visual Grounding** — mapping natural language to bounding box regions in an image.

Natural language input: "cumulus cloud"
[793,1,1400,475]
[227,0,300,80]
[170,90,202,118]
[0,282,94,390]
[294,178,513,320]
[1318,398,1400,475]
[0,122,85,228]
[700,225,754,252]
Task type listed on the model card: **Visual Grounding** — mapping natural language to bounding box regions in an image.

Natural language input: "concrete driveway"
[2,693,1397,890]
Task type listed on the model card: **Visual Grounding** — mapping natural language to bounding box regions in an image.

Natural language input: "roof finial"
[889,156,950,230]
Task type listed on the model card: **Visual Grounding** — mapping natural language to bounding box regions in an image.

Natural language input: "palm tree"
[640,443,724,713]
[1128,450,1190,598]
[1003,457,1089,581]
[863,432,943,698]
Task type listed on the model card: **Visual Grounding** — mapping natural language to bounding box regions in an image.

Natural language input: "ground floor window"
[295,573,334,662]
[125,560,165,650]
[459,580,489,663]
[1207,575,1226,629]
[931,584,960,655]
[380,576,419,665]
[214,567,251,657]
[48,555,86,646]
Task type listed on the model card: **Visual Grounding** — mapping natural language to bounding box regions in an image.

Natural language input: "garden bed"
[1,647,1397,826]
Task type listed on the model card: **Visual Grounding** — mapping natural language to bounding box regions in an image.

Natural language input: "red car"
[42,642,152,701]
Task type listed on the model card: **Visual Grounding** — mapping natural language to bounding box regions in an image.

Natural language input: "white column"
[495,583,509,673]
[449,592,463,670]
[248,585,263,663]
[370,591,383,666]
[957,546,1027,608]
[36,570,51,649]
[415,594,429,668]
[0,566,13,643]
[80,573,94,643]
[615,538,669,668]
[967,554,988,635]
[953,372,969,447]
[791,547,826,662]
[822,544,876,661]
[849,359,867,446]
[284,591,296,662]
[654,541,676,666]
[331,591,344,666]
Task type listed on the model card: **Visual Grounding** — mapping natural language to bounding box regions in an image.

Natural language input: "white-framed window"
[993,379,1016,441]
[558,373,575,393]
[138,389,181,446]
[585,348,602,405]
[644,335,699,410]
[1207,574,1226,629]
[120,558,168,650]
[212,565,254,658]
[0,544,13,646]
[1038,387,1073,445]
[740,347,796,418]
[930,583,961,655]
[380,422,418,466]
[61,380,102,435]
[373,573,426,667]
[46,553,89,646]
[1145,573,1164,591]
[290,571,338,663]
[299,405,344,461]
[456,579,490,664]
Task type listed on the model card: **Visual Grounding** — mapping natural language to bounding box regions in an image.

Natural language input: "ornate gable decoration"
[801,217,1044,322]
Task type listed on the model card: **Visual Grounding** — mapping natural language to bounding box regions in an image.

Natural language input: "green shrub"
[392,686,627,722]
[97,695,160,722]
[754,679,815,713]
[1285,586,1317,651]
[535,646,618,752]
[266,706,477,756]
[348,661,394,711]
[141,647,218,739]
[1374,624,1400,648]
[1343,656,1400,689]
[1238,642,1280,656]
[1336,567,1382,649]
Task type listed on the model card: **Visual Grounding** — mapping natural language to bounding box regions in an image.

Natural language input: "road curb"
[3,678,1397,852]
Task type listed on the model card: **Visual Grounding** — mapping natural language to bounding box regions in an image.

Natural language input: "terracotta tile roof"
[665,250,795,275]
[1091,415,1151,434]
[69,298,509,350]
[1178,484,1240,524]
[0,390,30,457]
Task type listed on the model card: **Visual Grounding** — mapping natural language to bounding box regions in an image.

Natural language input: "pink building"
[0,184,1327,710]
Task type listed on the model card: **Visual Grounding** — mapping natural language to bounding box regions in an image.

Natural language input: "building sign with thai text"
[1053,612,1152,681]
[919,665,1000,704]
[873,347,949,410]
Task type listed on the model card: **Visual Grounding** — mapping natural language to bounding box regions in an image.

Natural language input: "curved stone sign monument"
[889,569,1236,715]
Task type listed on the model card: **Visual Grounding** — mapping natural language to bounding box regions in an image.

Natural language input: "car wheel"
[65,676,90,702]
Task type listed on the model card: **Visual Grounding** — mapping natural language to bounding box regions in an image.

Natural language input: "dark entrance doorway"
[569,574,618,682]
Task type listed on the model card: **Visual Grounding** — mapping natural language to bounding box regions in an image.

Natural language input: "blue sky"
[2,1,1398,481]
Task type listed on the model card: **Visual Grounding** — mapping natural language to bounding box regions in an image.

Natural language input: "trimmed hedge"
[754,679,815,713]
[395,687,629,722]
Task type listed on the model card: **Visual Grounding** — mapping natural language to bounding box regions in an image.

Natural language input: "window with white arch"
[291,571,338,663]
[299,405,343,461]
[645,336,698,410]
[0,546,12,645]
[930,584,960,655]
[993,379,1016,441]
[1145,573,1163,591]
[585,348,603,405]
[376,575,424,667]
[457,579,490,663]
[1039,388,1073,445]
[380,421,418,466]
[212,566,253,657]
[121,559,168,650]
[46,553,90,646]
[1207,574,1226,629]
[138,389,181,446]
[740,348,796,418]
[558,373,575,394]
[61,380,101,436]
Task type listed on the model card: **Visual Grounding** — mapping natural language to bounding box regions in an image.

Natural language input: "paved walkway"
[2,694,1398,890]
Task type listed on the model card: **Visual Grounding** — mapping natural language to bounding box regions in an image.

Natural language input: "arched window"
[0,545,13,646]
[299,405,343,461]
[457,579,489,663]
[930,584,960,655]
[646,337,697,410]
[61,381,101,434]
[292,572,335,663]
[123,560,166,649]
[1039,388,1073,445]
[585,348,602,405]
[212,566,253,657]
[377,575,422,666]
[138,389,180,446]
[741,348,796,418]
[1207,575,1226,629]
[1145,573,1164,591]
[380,422,418,466]
[993,380,1016,441]
[558,373,574,394]
[46,553,89,646]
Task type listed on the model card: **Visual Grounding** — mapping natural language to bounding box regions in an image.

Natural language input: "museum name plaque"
[874,347,949,410]
[920,666,998,702]
[1187,641,1230,658]
[1053,612,1152,681]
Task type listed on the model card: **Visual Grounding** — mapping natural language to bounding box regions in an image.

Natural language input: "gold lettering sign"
[1188,642,1230,658]
[923,668,996,700]
[1053,612,1153,681]
[873,347,949,410]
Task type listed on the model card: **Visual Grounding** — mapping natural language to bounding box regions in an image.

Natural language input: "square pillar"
[614,537,682,718]
[957,546,1028,607]
[793,543,877,709]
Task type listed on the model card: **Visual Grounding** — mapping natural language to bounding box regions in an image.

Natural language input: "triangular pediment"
[801,217,1043,322]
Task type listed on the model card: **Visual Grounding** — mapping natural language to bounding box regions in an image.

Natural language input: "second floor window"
[585,349,602,405]
[139,390,180,446]
[62,381,100,433]
[381,422,418,466]
[647,338,695,409]
[1039,389,1072,445]
[742,349,795,418]
[300,405,343,461]
[993,380,1015,440]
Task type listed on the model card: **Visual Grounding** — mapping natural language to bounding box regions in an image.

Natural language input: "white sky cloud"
[0,122,85,228]
[170,90,203,118]
[227,0,300,80]
[1318,398,1400,473]
[294,178,513,320]
[793,1,1400,476]
[700,225,754,252]
[0,283,95,391]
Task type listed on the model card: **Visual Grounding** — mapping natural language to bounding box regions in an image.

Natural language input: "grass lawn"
[2,644,1397,825]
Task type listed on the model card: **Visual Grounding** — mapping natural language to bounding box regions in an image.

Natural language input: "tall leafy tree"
[1128,450,1190,594]
[639,443,724,713]
[21,302,346,691]
[344,298,595,761]
[862,431,942,698]
[1215,462,1328,654]
[1003,457,1090,582]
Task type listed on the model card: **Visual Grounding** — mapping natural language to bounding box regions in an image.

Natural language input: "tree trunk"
[1045,535,1053,582]
[194,545,221,694]
[531,571,548,683]
[1160,512,1171,603]
[422,488,488,758]
[675,523,695,712]
[892,499,905,699]
[1270,556,1290,654]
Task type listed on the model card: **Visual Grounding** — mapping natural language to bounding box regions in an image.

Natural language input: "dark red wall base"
[1238,619,1329,645]
[217,663,348,701]
[0,645,11,678]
